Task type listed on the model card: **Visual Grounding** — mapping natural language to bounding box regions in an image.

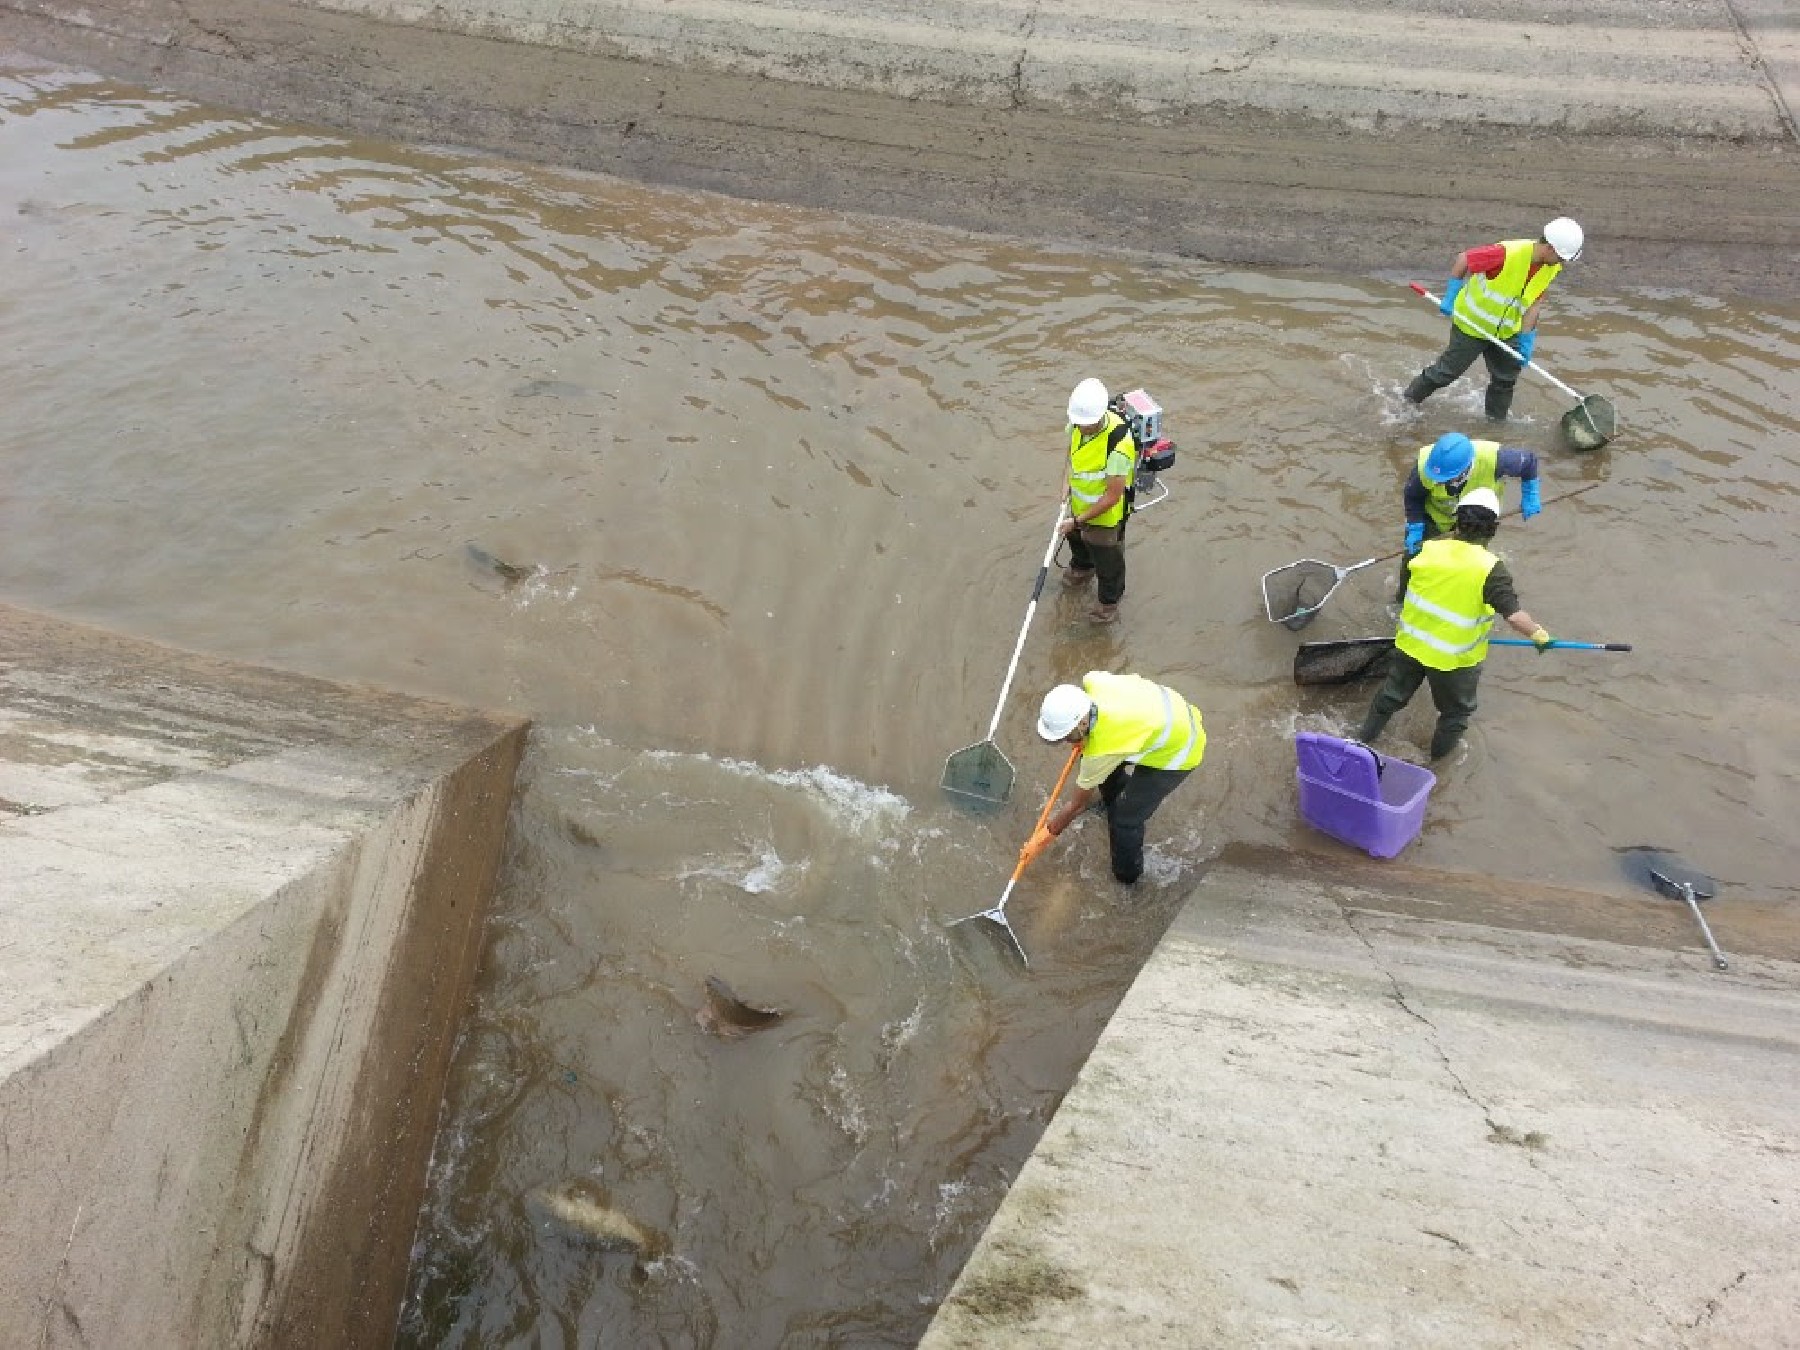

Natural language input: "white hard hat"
[1543,217,1584,262]
[1037,684,1093,741]
[1455,486,1502,519]
[1066,378,1109,426]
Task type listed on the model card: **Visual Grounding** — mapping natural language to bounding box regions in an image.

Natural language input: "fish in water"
[695,976,785,1039]
[464,542,536,588]
[526,1179,663,1256]
[512,378,589,400]
[560,811,603,849]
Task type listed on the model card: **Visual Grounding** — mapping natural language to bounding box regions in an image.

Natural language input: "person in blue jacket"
[1396,432,1541,599]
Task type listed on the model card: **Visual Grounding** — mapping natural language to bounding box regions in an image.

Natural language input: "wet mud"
[3,2,1800,301]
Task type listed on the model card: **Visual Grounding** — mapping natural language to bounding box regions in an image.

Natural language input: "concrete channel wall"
[925,850,1800,1347]
[4,0,1799,298]
[0,603,526,1349]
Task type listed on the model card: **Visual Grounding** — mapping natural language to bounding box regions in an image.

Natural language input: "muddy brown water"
[3,57,1797,1347]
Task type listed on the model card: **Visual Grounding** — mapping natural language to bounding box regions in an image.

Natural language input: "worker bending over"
[1398,431,1541,597]
[1023,671,1206,884]
[1403,432,1541,555]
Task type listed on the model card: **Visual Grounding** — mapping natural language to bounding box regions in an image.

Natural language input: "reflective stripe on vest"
[1069,412,1133,529]
[1416,439,1503,533]
[1453,239,1560,342]
[1081,671,1207,771]
[1396,538,1498,671]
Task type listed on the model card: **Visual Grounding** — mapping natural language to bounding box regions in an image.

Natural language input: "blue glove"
[1404,521,1425,555]
[1514,330,1537,364]
[1439,278,1463,316]
[1521,478,1542,519]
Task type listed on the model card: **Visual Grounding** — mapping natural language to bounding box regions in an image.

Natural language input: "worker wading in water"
[1059,378,1134,625]
[1397,431,1541,599]
[1022,672,1206,884]
[1357,487,1554,760]
[1405,217,1584,421]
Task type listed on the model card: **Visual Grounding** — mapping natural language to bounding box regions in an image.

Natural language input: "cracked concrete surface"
[924,851,1800,1348]
[3,0,1799,297]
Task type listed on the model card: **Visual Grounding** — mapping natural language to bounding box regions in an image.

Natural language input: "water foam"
[675,845,802,896]
[713,757,911,833]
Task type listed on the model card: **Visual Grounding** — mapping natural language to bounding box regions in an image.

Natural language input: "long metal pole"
[978,504,1067,742]
[1410,282,1590,403]
[1654,871,1729,971]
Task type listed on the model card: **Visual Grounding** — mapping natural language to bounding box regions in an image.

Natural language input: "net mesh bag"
[941,740,1013,805]
[1262,560,1338,629]
[1293,640,1394,687]
[1562,395,1617,452]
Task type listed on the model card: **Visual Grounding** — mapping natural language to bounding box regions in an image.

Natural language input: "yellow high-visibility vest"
[1453,239,1560,342]
[1069,412,1134,529]
[1396,538,1499,671]
[1081,671,1206,770]
[1416,439,1504,533]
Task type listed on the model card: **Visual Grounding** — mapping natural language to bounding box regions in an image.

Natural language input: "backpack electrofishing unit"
[1112,387,1177,515]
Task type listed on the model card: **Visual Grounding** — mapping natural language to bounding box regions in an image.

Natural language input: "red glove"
[1018,824,1057,868]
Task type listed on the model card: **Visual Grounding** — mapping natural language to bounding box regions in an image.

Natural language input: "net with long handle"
[1261,560,1342,630]
[1562,395,1618,452]
[941,505,1066,805]
[1293,638,1395,686]
[942,740,1014,806]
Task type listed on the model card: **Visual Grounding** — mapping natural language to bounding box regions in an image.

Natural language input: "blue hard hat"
[1424,433,1475,485]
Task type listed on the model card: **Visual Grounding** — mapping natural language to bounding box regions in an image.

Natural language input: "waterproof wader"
[1405,326,1522,421]
[1078,672,1206,883]
[1360,536,1498,759]
[1355,651,1482,760]
[1097,762,1191,883]
[1067,521,1127,605]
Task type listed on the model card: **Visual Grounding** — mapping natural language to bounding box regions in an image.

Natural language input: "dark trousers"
[1405,324,1522,421]
[1068,521,1126,604]
[1356,648,1483,760]
[1353,651,1483,763]
[1098,762,1190,883]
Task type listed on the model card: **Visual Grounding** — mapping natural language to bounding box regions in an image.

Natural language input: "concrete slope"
[923,852,1800,1348]
[302,0,1800,140]
[0,603,526,1349]
[3,0,1798,296]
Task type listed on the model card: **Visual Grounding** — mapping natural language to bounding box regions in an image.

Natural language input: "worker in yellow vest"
[1021,671,1206,884]
[1395,431,1541,600]
[1057,377,1135,625]
[1356,487,1554,761]
[1404,218,1583,421]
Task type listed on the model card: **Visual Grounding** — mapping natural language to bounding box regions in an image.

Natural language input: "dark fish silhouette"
[512,378,588,400]
[561,813,603,849]
[464,542,535,588]
[526,1179,663,1256]
[695,977,784,1039]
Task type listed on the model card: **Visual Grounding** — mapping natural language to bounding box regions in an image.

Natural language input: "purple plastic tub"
[1295,732,1436,859]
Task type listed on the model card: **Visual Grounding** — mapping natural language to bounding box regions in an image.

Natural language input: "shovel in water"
[1651,869,1729,971]
[947,744,1080,967]
[1410,283,1617,450]
[942,505,1067,805]
[1618,847,1729,972]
